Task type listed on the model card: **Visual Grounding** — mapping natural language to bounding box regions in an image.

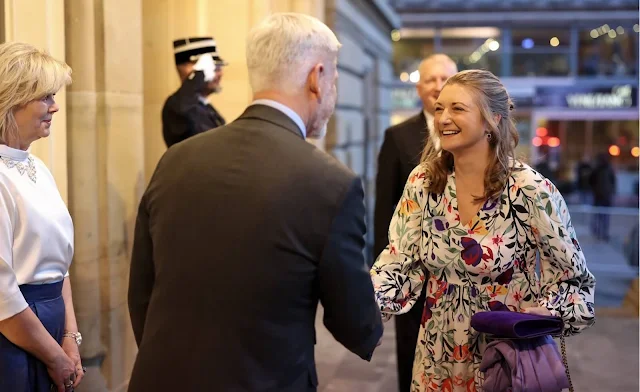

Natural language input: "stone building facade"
[326,0,399,261]
[0,0,398,390]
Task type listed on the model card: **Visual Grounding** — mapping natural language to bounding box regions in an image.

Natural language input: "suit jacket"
[373,112,428,259]
[128,104,383,392]
[162,71,226,148]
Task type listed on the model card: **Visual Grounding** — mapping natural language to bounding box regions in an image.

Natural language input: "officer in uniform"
[162,37,227,148]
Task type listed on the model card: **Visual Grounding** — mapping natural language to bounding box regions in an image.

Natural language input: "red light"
[547,137,560,147]
[536,127,548,137]
[532,137,543,147]
[609,145,620,156]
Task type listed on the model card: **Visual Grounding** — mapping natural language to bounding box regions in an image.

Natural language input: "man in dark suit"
[128,13,383,392]
[162,36,227,148]
[374,54,457,392]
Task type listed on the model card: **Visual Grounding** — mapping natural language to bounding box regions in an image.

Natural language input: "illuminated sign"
[535,84,637,109]
[566,85,633,109]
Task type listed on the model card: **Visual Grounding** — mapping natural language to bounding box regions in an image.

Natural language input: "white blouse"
[0,144,74,321]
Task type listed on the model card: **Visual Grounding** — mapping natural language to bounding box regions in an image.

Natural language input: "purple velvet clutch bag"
[470,311,563,339]
[472,311,572,391]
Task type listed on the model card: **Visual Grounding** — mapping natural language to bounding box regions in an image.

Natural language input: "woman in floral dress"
[371,70,595,392]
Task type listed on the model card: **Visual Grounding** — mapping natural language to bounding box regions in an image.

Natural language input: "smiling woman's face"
[12,93,59,150]
[434,84,488,155]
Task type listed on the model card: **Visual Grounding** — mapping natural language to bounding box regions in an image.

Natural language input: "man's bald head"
[416,54,458,115]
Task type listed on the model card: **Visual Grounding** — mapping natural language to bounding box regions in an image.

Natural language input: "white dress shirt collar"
[251,99,307,139]
[0,144,29,161]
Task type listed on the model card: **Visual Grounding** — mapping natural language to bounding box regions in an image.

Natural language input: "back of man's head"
[246,13,341,95]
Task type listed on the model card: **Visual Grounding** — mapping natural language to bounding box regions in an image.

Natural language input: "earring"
[486,132,493,140]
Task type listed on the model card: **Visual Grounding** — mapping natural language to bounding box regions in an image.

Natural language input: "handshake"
[193,54,217,82]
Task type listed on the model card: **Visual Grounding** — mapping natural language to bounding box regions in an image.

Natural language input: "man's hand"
[193,54,216,82]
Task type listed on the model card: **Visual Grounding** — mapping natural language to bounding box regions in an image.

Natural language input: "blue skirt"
[0,281,65,392]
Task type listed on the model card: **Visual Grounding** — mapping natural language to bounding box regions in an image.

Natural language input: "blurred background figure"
[590,152,617,241]
[162,36,227,148]
[575,155,593,205]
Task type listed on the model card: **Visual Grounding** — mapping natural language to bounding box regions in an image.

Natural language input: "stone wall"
[325,0,399,261]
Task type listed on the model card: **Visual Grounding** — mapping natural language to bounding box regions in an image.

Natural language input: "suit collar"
[237,105,305,139]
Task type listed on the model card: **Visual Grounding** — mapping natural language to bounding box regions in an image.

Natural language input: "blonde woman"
[371,69,595,391]
[0,42,84,392]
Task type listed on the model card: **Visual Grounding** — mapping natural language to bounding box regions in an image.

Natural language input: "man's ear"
[308,63,324,100]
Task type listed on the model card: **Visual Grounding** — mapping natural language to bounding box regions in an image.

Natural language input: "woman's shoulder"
[512,161,548,185]
[511,160,560,198]
[407,164,430,188]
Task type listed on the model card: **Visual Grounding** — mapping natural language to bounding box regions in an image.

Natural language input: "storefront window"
[579,24,638,76]
[511,28,571,49]
[532,118,639,205]
[510,28,571,76]
[441,27,502,76]
[512,53,570,76]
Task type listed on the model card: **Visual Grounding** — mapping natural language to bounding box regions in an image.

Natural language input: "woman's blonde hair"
[421,69,518,202]
[0,42,72,144]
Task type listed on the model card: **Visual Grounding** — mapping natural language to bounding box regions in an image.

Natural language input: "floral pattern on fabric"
[371,162,595,392]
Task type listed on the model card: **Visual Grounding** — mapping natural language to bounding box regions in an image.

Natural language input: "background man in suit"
[373,54,457,392]
[128,13,383,392]
[162,36,227,148]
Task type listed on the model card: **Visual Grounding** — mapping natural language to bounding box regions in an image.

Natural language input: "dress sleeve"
[370,166,426,321]
[0,181,28,321]
[531,178,596,335]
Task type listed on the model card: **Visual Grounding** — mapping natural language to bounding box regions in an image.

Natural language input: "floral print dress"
[371,162,596,392]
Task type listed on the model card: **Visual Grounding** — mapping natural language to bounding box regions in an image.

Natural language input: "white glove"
[193,54,216,82]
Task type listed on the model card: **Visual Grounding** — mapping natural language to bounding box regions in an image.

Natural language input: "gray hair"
[0,42,71,144]
[246,13,341,94]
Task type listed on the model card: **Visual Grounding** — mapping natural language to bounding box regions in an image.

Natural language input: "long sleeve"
[0,182,28,321]
[319,177,383,361]
[373,130,403,259]
[371,166,426,321]
[162,71,207,147]
[531,179,596,335]
[128,193,155,346]
[174,71,207,116]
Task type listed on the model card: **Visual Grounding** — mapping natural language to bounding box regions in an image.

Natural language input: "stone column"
[66,0,143,390]
[2,0,69,201]
[97,0,145,389]
[65,0,109,390]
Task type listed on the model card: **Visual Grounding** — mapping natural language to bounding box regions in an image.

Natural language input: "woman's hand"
[61,278,84,387]
[46,351,76,392]
[61,337,84,388]
[522,306,552,316]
